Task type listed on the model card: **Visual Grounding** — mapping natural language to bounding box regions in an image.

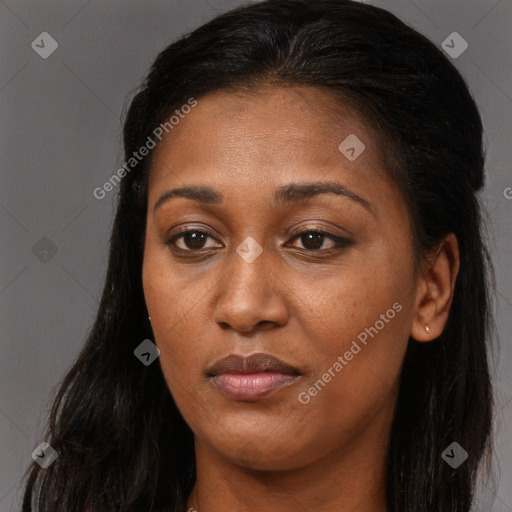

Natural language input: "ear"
[410,233,460,342]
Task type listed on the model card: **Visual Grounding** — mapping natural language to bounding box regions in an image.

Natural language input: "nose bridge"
[212,235,288,332]
[221,235,272,305]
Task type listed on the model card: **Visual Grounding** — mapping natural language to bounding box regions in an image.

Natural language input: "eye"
[167,229,221,251]
[287,229,352,252]
[166,228,352,253]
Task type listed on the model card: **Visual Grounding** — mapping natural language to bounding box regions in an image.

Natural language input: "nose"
[212,244,289,334]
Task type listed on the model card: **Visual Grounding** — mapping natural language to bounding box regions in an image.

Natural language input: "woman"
[21,0,495,510]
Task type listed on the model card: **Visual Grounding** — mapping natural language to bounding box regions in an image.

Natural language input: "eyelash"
[165,228,352,254]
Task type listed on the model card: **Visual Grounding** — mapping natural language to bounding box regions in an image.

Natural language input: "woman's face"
[143,85,419,470]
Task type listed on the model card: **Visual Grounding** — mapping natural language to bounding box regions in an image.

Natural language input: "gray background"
[0,0,510,510]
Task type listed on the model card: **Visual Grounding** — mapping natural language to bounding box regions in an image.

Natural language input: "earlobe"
[410,233,460,342]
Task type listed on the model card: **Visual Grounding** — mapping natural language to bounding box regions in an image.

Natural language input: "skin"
[142,85,459,512]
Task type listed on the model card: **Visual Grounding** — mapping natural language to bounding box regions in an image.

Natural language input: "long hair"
[21,1,494,510]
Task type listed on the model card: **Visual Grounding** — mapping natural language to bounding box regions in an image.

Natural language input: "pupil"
[302,232,323,250]
[184,231,206,249]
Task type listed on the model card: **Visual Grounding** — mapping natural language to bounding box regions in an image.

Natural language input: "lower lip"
[211,372,300,401]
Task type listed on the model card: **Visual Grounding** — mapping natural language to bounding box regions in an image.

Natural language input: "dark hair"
[21,0,495,510]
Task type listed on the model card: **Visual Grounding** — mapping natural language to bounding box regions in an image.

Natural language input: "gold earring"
[148,315,151,322]
[425,324,431,333]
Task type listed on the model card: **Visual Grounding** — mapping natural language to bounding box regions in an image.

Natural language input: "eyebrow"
[153,181,373,214]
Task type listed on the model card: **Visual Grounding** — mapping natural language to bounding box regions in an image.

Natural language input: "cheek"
[145,276,202,361]
[300,238,413,346]
[142,248,204,381]
[294,243,414,417]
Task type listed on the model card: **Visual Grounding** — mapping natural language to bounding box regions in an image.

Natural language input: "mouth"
[206,352,303,401]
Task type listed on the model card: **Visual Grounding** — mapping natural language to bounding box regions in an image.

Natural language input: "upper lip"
[207,352,303,377]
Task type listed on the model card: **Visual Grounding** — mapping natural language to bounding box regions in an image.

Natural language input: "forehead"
[149,85,384,182]
[145,86,398,225]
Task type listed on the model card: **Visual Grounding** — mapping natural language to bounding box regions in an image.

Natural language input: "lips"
[207,352,302,376]
[207,353,303,401]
